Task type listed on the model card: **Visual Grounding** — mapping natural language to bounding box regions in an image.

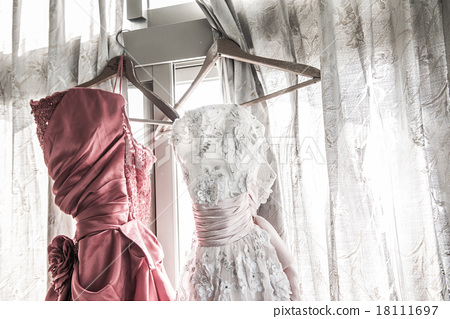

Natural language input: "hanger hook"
[115,29,129,54]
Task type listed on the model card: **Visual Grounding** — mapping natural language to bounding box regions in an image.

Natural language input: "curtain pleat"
[197,0,450,301]
[0,0,123,300]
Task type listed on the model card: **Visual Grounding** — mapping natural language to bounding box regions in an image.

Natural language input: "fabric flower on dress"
[237,174,247,193]
[194,167,225,205]
[266,259,284,281]
[234,253,249,293]
[258,227,271,246]
[192,263,214,300]
[219,281,234,300]
[47,235,76,295]
[230,109,252,161]
[195,176,223,205]
[248,260,264,293]
[218,251,235,272]
[230,173,248,198]
[222,133,236,163]
[266,259,292,300]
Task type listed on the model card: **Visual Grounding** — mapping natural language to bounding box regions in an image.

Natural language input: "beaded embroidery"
[122,110,156,225]
[30,91,68,150]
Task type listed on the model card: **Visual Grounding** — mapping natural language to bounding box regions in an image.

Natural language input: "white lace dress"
[171,104,295,301]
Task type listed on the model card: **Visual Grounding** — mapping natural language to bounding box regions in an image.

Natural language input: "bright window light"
[127,86,147,145]
[174,64,222,264]
[17,0,49,55]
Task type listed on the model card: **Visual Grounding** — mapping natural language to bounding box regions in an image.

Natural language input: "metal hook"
[115,29,129,53]
[115,29,141,68]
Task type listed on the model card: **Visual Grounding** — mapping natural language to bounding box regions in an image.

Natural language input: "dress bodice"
[170,104,276,208]
[30,87,155,227]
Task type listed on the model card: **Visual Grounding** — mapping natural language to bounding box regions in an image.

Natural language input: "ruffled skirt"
[176,226,291,301]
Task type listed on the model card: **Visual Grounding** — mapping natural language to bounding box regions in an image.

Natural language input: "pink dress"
[30,87,175,301]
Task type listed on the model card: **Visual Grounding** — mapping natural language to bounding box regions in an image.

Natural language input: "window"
[125,61,222,286]
[122,0,222,288]
[173,61,222,266]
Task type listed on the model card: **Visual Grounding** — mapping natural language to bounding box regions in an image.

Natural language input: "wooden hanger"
[77,55,179,124]
[174,38,321,109]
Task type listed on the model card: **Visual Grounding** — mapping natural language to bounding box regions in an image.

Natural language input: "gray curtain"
[197,0,450,301]
[0,0,123,300]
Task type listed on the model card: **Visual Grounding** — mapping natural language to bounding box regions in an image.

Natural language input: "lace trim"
[122,109,156,225]
[30,91,68,150]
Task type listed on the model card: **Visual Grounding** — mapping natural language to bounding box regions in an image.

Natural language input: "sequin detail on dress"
[30,91,68,150]
[122,110,156,225]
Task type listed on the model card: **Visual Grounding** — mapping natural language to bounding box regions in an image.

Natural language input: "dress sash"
[192,190,257,247]
[192,184,294,272]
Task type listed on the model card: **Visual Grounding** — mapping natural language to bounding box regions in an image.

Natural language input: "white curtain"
[0,0,123,300]
[197,0,450,300]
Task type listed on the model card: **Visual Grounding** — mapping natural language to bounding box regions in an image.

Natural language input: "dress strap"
[113,55,124,94]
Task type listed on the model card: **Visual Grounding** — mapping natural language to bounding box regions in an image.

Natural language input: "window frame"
[123,0,218,287]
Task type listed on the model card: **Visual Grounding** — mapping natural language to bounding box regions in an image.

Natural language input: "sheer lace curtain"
[197,0,450,300]
[0,0,123,300]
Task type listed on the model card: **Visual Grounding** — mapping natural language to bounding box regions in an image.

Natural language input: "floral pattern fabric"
[177,228,291,301]
[171,104,276,207]
[171,104,291,300]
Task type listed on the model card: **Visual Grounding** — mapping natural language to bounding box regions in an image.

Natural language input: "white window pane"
[18,0,49,54]
[127,86,146,145]
[174,66,222,262]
